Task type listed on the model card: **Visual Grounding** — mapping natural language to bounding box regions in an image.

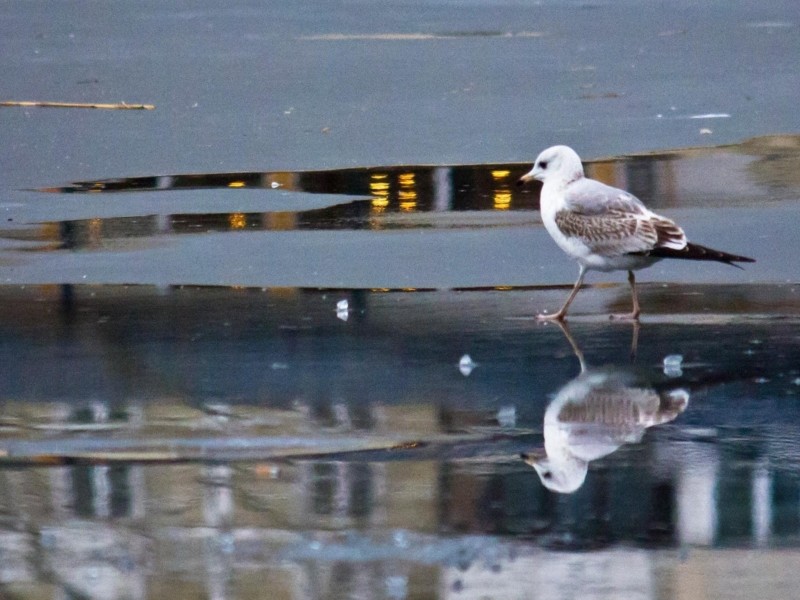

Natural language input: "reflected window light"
[370,173,391,213]
[228,213,247,229]
[398,173,417,211]
[399,189,417,212]
[491,169,511,179]
[227,181,246,188]
[493,190,512,210]
[398,172,415,185]
[370,197,389,212]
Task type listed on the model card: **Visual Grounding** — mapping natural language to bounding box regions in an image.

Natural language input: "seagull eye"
[539,160,548,169]
[542,471,553,480]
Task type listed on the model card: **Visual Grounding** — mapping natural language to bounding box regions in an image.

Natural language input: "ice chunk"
[663,354,683,377]
[459,354,476,376]
[336,299,349,321]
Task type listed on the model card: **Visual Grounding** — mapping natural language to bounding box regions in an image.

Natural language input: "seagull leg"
[555,321,587,373]
[610,270,641,321]
[537,265,586,321]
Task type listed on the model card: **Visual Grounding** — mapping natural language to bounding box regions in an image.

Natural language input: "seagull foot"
[609,312,640,322]
[536,312,566,322]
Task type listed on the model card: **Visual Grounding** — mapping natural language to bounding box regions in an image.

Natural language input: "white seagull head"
[519,145,584,186]
[521,452,588,494]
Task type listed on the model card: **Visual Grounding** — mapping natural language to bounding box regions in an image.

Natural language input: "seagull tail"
[642,243,755,269]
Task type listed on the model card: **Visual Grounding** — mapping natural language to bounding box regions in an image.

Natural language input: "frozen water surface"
[2,0,800,597]
[0,138,799,600]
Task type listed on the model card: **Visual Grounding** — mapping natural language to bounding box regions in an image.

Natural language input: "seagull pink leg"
[610,270,641,321]
[537,266,586,321]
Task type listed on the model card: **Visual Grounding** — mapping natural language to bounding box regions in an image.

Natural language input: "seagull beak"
[516,167,541,188]
[520,449,546,465]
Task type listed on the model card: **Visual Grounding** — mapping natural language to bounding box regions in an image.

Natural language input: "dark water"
[1,137,800,598]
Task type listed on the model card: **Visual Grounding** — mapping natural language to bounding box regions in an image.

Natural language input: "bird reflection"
[522,324,689,493]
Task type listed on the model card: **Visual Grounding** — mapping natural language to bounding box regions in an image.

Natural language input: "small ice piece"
[336,299,349,321]
[497,405,516,428]
[270,181,281,189]
[663,354,683,377]
[459,354,476,376]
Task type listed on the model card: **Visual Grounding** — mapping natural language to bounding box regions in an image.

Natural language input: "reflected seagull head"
[521,450,589,494]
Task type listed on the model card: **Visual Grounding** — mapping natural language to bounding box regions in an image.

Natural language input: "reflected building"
[10,133,798,254]
[2,392,800,598]
[1,412,800,598]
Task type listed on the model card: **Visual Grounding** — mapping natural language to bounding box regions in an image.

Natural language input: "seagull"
[517,145,755,320]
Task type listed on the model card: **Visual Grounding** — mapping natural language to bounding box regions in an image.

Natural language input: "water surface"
[1,137,799,598]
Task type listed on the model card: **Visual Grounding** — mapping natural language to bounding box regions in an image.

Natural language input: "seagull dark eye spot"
[542,471,553,480]
[539,160,548,169]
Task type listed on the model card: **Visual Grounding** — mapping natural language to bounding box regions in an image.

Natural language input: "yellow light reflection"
[491,170,511,179]
[398,172,417,212]
[493,190,512,210]
[370,173,390,213]
[228,181,246,188]
[371,197,389,210]
[399,189,417,212]
[229,213,247,229]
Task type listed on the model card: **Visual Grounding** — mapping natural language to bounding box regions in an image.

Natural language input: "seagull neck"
[564,171,583,186]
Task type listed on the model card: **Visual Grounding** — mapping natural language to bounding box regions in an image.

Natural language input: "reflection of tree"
[523,324,689,493]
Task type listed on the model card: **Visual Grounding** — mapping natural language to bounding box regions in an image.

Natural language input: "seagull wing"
[557,178,687,256]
